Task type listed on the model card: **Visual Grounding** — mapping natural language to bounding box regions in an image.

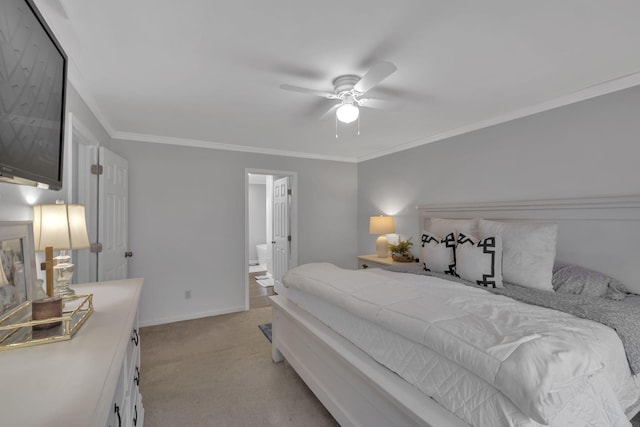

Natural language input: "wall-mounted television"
[0,0,67,191]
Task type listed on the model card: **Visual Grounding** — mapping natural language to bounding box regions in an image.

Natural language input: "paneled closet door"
[98,147,129,281]
[272,176,289,289]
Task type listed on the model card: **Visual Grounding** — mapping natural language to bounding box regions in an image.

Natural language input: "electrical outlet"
[185,290,191,299]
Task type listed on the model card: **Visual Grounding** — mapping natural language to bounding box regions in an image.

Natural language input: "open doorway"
[245,169,297,310]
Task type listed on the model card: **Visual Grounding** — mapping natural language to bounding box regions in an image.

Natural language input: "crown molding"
[112,131,358,163]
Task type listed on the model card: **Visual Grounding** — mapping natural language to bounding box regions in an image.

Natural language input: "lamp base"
[375,235,390,258]
[55,279,75,297]
[54,259,76,297]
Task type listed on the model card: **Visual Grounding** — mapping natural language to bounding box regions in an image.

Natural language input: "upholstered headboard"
[417,195,640,294]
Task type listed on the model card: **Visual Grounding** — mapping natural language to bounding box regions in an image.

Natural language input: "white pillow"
[456,233,503,288]
[426,218,478,239]
[478,219,557,291]
[421,231,457,276]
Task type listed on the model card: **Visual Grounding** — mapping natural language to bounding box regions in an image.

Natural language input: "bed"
[271,195,640,427]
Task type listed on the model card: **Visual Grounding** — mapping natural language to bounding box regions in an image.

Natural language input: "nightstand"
[357,254,415,270]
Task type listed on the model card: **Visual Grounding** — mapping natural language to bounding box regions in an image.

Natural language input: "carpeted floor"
[250,272,275,309]
[140,307,339,427]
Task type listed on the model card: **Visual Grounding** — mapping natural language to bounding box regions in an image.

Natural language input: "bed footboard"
[270,295,469,427]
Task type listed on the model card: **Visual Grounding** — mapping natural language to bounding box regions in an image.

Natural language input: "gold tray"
[0,294,94,351]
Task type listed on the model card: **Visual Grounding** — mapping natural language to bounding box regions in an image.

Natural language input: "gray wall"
[358,86,640,258]
[110,140,358,326]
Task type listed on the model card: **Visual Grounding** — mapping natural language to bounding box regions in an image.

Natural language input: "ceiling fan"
[280,61,398,126]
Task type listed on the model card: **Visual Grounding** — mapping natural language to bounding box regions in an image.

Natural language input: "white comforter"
[283,263,635,426]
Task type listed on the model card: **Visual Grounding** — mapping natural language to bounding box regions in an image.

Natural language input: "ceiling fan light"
[336,103,359,124]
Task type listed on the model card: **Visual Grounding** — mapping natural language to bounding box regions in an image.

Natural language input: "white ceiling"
[35,0,640,162]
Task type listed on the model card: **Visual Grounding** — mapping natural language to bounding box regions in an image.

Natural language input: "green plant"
[388,236,413,255]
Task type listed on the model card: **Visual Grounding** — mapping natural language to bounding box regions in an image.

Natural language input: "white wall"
[357,85,640,257]
[248,182,266,262]
[110,140,358,326]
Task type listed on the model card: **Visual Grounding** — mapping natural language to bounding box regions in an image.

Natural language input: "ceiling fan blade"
[354,61,397,94]
[359,98,402,112]
[280,84,339,99]
[319,103,341,120]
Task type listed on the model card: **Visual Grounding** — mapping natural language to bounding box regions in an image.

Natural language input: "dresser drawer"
[106,364,126,427]
[126,329,140,372]
[131,390,144,427]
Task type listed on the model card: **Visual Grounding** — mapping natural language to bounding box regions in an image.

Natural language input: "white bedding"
[283,263,640,427]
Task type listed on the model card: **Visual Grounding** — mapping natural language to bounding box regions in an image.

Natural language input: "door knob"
[125,251,133,258]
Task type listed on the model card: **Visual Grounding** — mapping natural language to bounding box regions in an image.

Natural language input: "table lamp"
[33,202,90,297]
[369,215,395,258]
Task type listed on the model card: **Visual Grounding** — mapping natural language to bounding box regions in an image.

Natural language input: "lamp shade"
[369,215,395,235]
[33,204,90,251]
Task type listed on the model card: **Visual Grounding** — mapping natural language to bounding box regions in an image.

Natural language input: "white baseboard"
[139,305,246,327]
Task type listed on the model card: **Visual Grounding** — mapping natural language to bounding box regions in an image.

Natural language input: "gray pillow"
[478,220,557,291]
[552,262,629,300]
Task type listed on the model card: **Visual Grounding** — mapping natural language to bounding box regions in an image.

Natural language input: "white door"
[76,143,98,283]
[272,176,289,288]
[98,147,129,281]
[265,175,274,276]
[73,114,100,284]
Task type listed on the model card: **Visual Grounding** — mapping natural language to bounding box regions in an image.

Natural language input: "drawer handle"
[134,366,140,386]
[133,404,138,426]
[131,329,139,346]
[114,403,121,427]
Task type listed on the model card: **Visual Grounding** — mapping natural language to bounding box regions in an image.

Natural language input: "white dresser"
[0,278,144,427]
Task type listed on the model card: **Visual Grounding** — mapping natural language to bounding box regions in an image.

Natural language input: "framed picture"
[0,221,37,316]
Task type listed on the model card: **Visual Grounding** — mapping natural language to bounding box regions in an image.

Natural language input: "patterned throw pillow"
[456,233,504,288]
[421,232,457,276]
